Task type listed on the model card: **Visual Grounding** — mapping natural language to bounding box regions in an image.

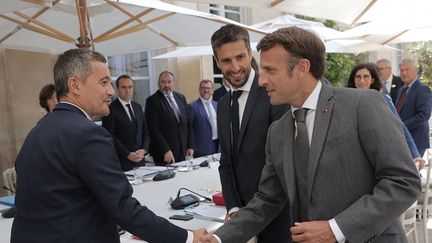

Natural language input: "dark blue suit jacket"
[102,98,150,171]
[11,103,187,243]
[397,80,432,155]
[188,98,218,157]
[218,73,292,242]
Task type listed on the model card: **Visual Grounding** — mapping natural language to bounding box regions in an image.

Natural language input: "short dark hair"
[211,24,251,60]
[39,84,56,112]
[158,71,174,81]
[257,27,326,80]
[53,48,106,98]
[115,74,133,87]
[347,63,382,91]
[199,79,214,88]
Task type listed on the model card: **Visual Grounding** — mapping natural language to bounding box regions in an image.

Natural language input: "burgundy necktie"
[396,86,408,112]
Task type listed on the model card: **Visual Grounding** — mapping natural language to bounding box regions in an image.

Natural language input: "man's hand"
[186,148,195,157]
[414,157,425,170]
[198,232,219,243]
[290,221,336,243]
[164,150,175,164]
[192,228,208,243]
[127,152,142,162]
[136,149,147,158]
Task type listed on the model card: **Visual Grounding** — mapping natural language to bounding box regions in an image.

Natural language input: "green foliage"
[325,53,356,87]
[407,42,432,87]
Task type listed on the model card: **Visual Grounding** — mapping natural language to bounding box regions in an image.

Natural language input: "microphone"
[176,187,212,202]
[152,166,176,181]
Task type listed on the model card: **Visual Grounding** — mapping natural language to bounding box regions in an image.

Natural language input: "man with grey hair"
[396,58,432,156]
[201,27,420,243]
[376,58,403,103]
[11,48,205,243]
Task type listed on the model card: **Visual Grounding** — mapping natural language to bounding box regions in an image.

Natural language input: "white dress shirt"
[118,97,134,121]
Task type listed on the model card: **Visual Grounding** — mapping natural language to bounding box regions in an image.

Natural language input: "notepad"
[184,204,225,223]
[0,195,15,206]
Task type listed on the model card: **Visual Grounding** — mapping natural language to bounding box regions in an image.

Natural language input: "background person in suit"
[188,79,219,157]
[145,71,194,165]
[347,62,424,168]
[376,58,403,104]
[102,74,150,171]
[202,27,420,243]
[396,58,432,156]
[211,24,291,243]
[11,48,205,243]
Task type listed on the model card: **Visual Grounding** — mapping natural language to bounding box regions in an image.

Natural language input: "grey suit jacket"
[215,85,421,243]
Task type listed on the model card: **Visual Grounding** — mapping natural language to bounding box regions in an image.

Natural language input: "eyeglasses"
[354,75,372,81]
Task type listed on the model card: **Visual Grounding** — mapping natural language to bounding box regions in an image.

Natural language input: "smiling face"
[75,61,114,118]
[354,68,373,90]
[214,40,252,89]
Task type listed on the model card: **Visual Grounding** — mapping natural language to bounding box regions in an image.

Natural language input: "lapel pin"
[322,107,328,112]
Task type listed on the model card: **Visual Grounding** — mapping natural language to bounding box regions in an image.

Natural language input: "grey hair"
[54,48,106,98]
[376,58,392,67]
[400,58,418,69]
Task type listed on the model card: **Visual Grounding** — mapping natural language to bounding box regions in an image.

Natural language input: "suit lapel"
[307,85,334,198]
[237,75,260,152]
[198,99,211,125]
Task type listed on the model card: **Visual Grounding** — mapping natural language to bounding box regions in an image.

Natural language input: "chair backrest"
[2,167,16,195]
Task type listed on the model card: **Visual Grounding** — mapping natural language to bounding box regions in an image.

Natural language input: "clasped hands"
[193,220,337,243]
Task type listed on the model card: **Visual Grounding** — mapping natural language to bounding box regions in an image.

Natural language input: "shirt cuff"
[329,218,346,243]
[228,207,240,215]
[185,230,193,243]
[214,234,222,243]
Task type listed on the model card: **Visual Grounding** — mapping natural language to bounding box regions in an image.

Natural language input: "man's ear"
[213,55,221,69]
[67,77,81,95]
[296,59,311,78]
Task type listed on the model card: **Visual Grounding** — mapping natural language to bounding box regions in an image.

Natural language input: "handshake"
[192,228,218,243]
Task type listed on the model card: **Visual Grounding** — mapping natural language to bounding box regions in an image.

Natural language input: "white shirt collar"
[199,97,212,104]
[230,69,255,93]
[60,101,92,120]
[118,97,131,106]
[291,81,322,114]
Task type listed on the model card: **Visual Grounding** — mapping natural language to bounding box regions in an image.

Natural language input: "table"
[0,155,224,242]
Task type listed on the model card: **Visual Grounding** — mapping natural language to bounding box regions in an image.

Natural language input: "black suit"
[213,85,228,101]
[389,75,403,104]
[145,90,193,165]
[102,98,150,171]
[218,73,292,242]
[11,103,187,243]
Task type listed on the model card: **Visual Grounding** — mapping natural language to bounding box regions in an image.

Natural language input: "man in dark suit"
[11,49,205,243]
[102,75,150,171]
[210,24,291,243]
[396,58,432,156]
[213,79,229,101]
[202,27,420,243]
[145,71,194,165]
[188,79,219,157]
[377,58,403,103]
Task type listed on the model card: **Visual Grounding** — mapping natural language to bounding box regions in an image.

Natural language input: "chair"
[400,201,418,243]
[416,149,432,243]
[2,166,16,195]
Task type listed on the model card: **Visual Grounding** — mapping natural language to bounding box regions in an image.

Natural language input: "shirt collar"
[230,69,255,94]
[291,81,322,116]
[60,101,92,120]
[199,97,212,104]
[118,97,131,106]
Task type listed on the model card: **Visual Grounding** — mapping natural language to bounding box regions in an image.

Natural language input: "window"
[108,52,152,108]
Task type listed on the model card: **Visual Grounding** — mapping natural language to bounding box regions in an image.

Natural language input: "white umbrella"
[0,0,265,56]
[178,0,432,26]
